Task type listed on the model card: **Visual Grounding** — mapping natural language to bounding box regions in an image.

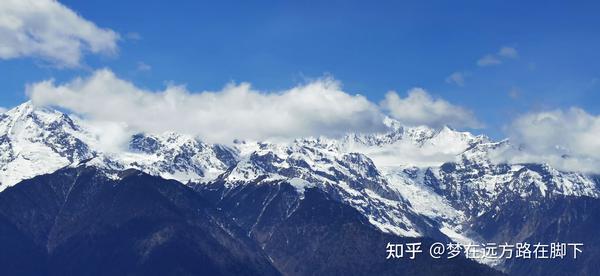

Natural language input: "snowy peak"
[340,120,487,169]
[357,117,487,148]
[0,102,94,189]
[122,132,237,183]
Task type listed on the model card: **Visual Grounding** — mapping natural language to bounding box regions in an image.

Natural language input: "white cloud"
[0,107,7,113]
[492,108,600,173]
[477,54,502,67]
[380,88,482,129]
[445,71,467,86]
[27,69,388,143]
[477,46,518,67]
[0,0,119,67]
[498,46,518,59]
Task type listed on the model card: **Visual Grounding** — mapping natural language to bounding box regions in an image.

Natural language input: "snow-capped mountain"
[0,102,94,187]
[0,102,236,190]
[332,122,600,247]
[124,132,237,183]
[421,143,600,217]
[339,123,599,217]
[1,101,599,272]
[217,139,436,237]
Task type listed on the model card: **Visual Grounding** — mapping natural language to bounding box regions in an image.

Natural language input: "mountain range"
[0,101,598,275]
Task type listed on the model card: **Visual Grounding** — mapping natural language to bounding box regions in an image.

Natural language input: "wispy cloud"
[477,46,518,67]
[0,0,119,67]
[477,55,502,67]
[125,32,142,41]
[498,46,518,58]
[136,62,151,71]
[508,87,521,99]
[445,71,468,86]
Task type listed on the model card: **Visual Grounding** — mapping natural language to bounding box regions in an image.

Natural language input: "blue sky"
[1,0,600,139]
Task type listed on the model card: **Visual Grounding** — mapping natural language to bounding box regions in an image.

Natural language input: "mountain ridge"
[1,101,599,274]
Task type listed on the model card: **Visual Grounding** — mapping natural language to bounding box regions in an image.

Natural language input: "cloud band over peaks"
[26,69,481,143]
